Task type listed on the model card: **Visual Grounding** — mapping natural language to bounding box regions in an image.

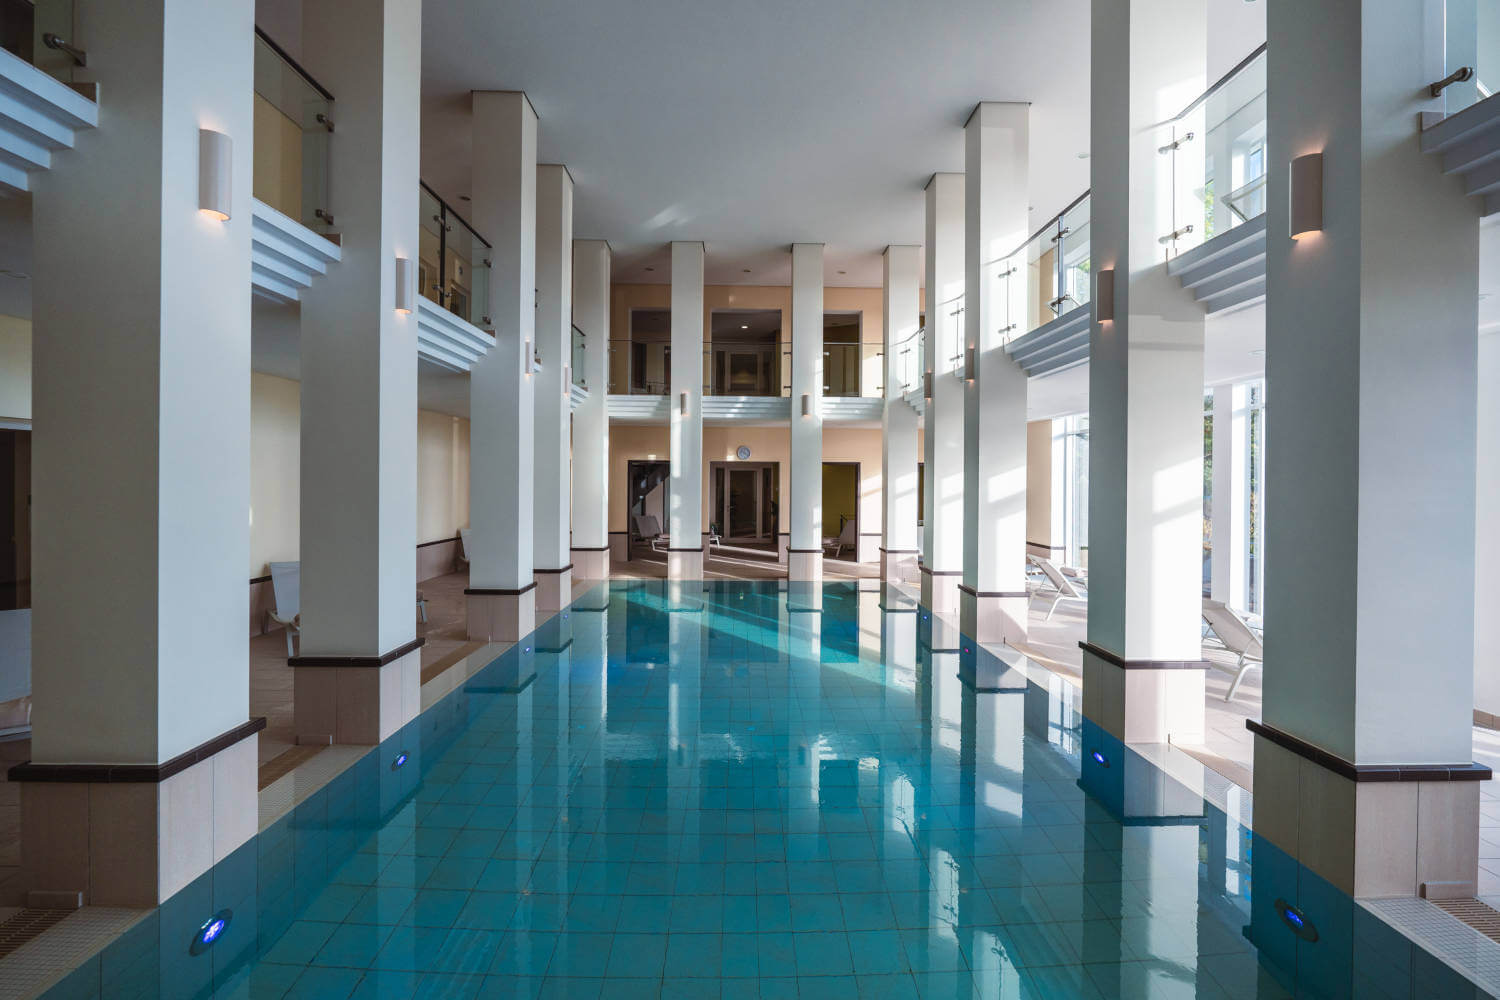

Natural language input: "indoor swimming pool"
[34,581,1493,998]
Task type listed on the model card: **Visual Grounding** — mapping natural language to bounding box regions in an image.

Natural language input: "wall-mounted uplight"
[963,344,976,382]
[524,339,535,376]
[198,129,232,221]
[923,371,933,400]
[563,366,571,395]
[801,393,811,417]
[680,391,689,416]
[1095,268,1115,323]
[395,257,413,314]
[1290,152,1324,240]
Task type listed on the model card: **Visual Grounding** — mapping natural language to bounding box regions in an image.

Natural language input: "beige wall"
[0,315,31,421]
[1026,419,1053,553]
[250,372,470,577]
[252,94,303,221]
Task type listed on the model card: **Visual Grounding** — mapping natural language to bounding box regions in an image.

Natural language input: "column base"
[880,548,919,585]
[668,549,703,579]
[777,533,790,563]
[291,640,423,746]
[467,585,536,642]
[12,719,263,907]
[958,585,1028,645]
[788,550,823,583]
[608,532,628,563]
[919,568,961,615]
[1080,641,1206,744]
[571,548,610,581]
[534,566,573,612]
[1250,722,1490,898]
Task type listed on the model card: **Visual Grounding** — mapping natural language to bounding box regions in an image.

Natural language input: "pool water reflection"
[40,580,1489,998]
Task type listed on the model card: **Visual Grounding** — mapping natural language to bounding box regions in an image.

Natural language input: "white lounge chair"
[457,528,471,570]
[417,591,428,624]
[1202,598,1263,702]
[267,561,301,656]
[1028,554,1087,621]
[634,514,670,553]
[823,520,856,558]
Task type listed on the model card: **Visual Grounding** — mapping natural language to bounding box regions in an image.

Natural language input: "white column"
[571,240,611,580]
[668,241,704,579]
[294,0,421,747]
[25,0,257,906]
[1252,0,1484,900]
[1083,0,1207,745]
[789,243,825,585]
[468,92,537,640]
[1478,329,1500,724]
[960,103,1030,645]
[881,245,921,585]
[534,164,574,610]
[922,174,965,614]
[1209,383,1247,610]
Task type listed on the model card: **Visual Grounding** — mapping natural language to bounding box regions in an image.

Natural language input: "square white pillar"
[881,245,921,585]
[469,92,537,640]
[668,242,704,580]
[789,243,825,586]
[922,174,965,614]
[534,164,574,610]
[960,103,1031,646]
[572,240,612,581]
[1084,0,1207,744]
[1251,0,1486,900]
[293,0,422,746]
[1209,383,1247,610]
[26,0,259,905]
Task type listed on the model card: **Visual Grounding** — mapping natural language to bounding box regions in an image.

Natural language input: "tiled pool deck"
[17,580,1500,999]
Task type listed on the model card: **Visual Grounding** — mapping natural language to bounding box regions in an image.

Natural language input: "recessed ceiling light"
[459,194,471,201]
[645,266,655,271]
[742,268,751,273]
[741,324,749,330]
[1077,152,1090,159]
[837,270,847,275]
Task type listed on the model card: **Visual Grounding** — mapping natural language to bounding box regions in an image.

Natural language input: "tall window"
[1061,414,1089,568]
[1246,382,1266,613]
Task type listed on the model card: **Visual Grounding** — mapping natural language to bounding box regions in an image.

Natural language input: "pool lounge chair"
[634,514,670,553]
[823,520,857,559]
[267,561,302,656]
[1202,598,1263,702]
[1028,554,1088,621]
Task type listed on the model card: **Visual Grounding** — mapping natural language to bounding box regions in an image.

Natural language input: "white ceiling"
[416,0,1094,288]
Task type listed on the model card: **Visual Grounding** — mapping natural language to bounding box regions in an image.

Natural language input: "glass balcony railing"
[991,191,1092,342]
[931,294,965,377]
[1159,45,1267,258]
[1443,1,1500,117]
[571,324,586,388]
[253,29,334,236]
[894,330,924,395]
[609,339,671,395]
[419,182,491,329]
[704,341,782,396]
[822,342,884,397]
[0,0,83,85]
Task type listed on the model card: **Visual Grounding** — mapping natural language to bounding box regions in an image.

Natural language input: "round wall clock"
[736,445,751,460]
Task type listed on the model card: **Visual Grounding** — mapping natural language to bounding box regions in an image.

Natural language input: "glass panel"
[860,342,883,398]
[934,295,964,376]
[443,209,490,328]
[1,0,78,84]
[1058,194,1092,314]
[571,325,586,388]
[894,330,923,394]
[1165,49,1266,256]
[418,186,444,308]
[253,31,333,235]
[1445,0,1500,116]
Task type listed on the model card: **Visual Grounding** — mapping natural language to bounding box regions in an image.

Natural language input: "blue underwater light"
[1276,899,1318,942]
[392,751,409,770]
[1090,749,1109,768]
[190,909,232,955]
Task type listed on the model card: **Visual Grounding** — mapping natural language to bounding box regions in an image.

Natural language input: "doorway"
[821,461,859,558]
[625,460,671,560]
[710,461,779,552]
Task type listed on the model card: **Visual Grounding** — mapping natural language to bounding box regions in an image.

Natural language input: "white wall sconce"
[524,338,534,375]
[923,371,933,400]
[801,393,811,417]
[679,391,689,416]
[1290,152,1324,240]
[963,344,976,381]
[395,256,413,314]
[198,128,232,221]
[1095,268,1115,323]
[563,365,571,395]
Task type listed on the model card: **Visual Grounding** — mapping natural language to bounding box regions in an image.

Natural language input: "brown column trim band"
[879,547,920,555]
[570,546,611,553]
[1026,540,1064,550]
[667,546,706,553]
[10,717,267,784]
[786,548,824,554]
[919,566,962,577]
[1078,640,1209,670]
[958,584,1029,599]
[535,565,574,575]
[1247,720,1493,783]
[290,636,426,668]
[417,537,458,549]
[466,582,537,597]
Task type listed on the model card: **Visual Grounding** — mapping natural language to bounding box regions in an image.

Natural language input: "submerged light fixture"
[1090,749,1110,768]
[198,129,232,221]
[189,909,233,955]
[392,751,408,770]
[1290,152,1324,240]
[1276,898,1319,942]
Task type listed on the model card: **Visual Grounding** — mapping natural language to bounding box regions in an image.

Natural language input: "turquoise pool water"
[38,581,1489,998]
